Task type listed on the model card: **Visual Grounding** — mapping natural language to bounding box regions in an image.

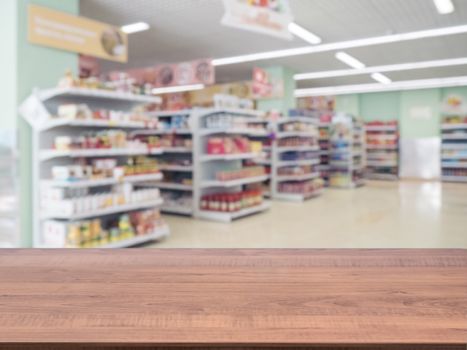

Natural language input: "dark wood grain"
[0,249,465,349]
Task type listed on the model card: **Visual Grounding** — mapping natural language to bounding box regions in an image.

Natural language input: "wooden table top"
[0,249,466,348]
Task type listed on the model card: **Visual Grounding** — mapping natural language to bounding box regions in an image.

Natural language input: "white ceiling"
[80,0,467,88]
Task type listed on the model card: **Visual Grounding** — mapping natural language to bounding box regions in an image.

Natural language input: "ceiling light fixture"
[288,22,322,45]
[294,57,467,80]
[294,76,467,97]
[335,52,365,69]
[371,72,392,84]
[121,22,150,34]
[211,24,467,66]
[151,84,205,95]
[433,0,454,14]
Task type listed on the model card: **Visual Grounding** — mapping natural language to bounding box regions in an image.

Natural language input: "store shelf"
[441,124,467,130]
[160,165,193,172]
[442,144,467,150]
[251,159,271,166]
[277,131,315,138]
[365,125,398,131]
[441,155,467,160]
[201,153,262,162]
[201,175,269,188]
[366,144,398,150]
[197,201,270,223]
[441,162,467,168]
[162,147,193,153]
[39,148,158,161]
[149,109,192,117]
[41,198,164,220]
[366,173,398,181]
[276,172,320,182]
[273,189,323,202]
[200,128,268,137]
[441,175,467,183]
[40,118,146,131]
[161,206,193,215]
[367,160,398,167]
[38,87,162,104]
[154,182,193,191]
[277,117,317,124]
[277,145,320,152]
[100,226,169,248]
[203,107,266,118]
[41,173,163,188]
[277,158,320,167]
[133,129,192,136]
[441,134,467,140]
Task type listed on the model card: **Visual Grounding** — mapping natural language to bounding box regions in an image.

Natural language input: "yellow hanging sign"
[28,4,128,63]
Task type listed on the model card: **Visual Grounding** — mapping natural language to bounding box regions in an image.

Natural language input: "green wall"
[335,87,467,139]
[0,1,17,131]
[257,66,296,115]
[15,0,79,246]
[359,92,400,122]
[399,89,441,138]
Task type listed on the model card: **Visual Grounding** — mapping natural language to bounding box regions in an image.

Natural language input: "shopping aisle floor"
[151,180,467,248]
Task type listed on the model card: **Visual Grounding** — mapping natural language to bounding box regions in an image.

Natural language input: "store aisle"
[150,181,467,248]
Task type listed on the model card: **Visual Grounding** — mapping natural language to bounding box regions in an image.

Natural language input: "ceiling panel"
[80,0,467,85]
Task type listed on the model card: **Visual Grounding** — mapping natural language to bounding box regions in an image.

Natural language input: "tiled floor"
[151,180,467,248]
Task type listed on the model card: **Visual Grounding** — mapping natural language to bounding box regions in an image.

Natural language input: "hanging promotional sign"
[109,59,215,88]
[252,67,284,99]
[441,94,467,115]
[28,4,128,62]
[221,0,293,40]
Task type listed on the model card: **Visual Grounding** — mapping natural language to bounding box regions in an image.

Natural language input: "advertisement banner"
[109,59,215,88]
[221,0,293,40]
[441,94,467,115]
[252,67,284,99]
[28,4,128,62]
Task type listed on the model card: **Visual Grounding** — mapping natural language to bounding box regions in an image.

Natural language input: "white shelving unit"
[441,121,467,183]
[192,108,271,222]
[365,122,399,181]
[132,109,195,215]
[329,114,366,189]
[317,122,331,186]
[271,117,323,201]
[20,87,169,248]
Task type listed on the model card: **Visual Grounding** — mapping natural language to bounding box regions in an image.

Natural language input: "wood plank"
[0,249,465,348]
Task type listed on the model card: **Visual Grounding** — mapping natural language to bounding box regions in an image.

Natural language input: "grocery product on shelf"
[48,156,159,183]
[135,134,193,150]
[200,189,263,213]
[41,184,161,218]
[160,191,193,214]
[193,107,271,222]
[58,70,157,97]
[20,86,169,248]
[42,208,166,248]
[271,114,323,201]
[215,166,266,181]
[329,114,366,188]
[206,136,263,155]
[277,178,324,196]
[441,114,467,183]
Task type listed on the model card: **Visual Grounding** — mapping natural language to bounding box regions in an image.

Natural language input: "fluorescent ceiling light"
[151,84,204,95]
[294,57,467,80]
[288,22,321,45]
[121,22,150,34]
[335,52,365,69]
[294,76,467,97]
[371,73,392,84]
[433,0,454,14]
[211,24,467,66]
